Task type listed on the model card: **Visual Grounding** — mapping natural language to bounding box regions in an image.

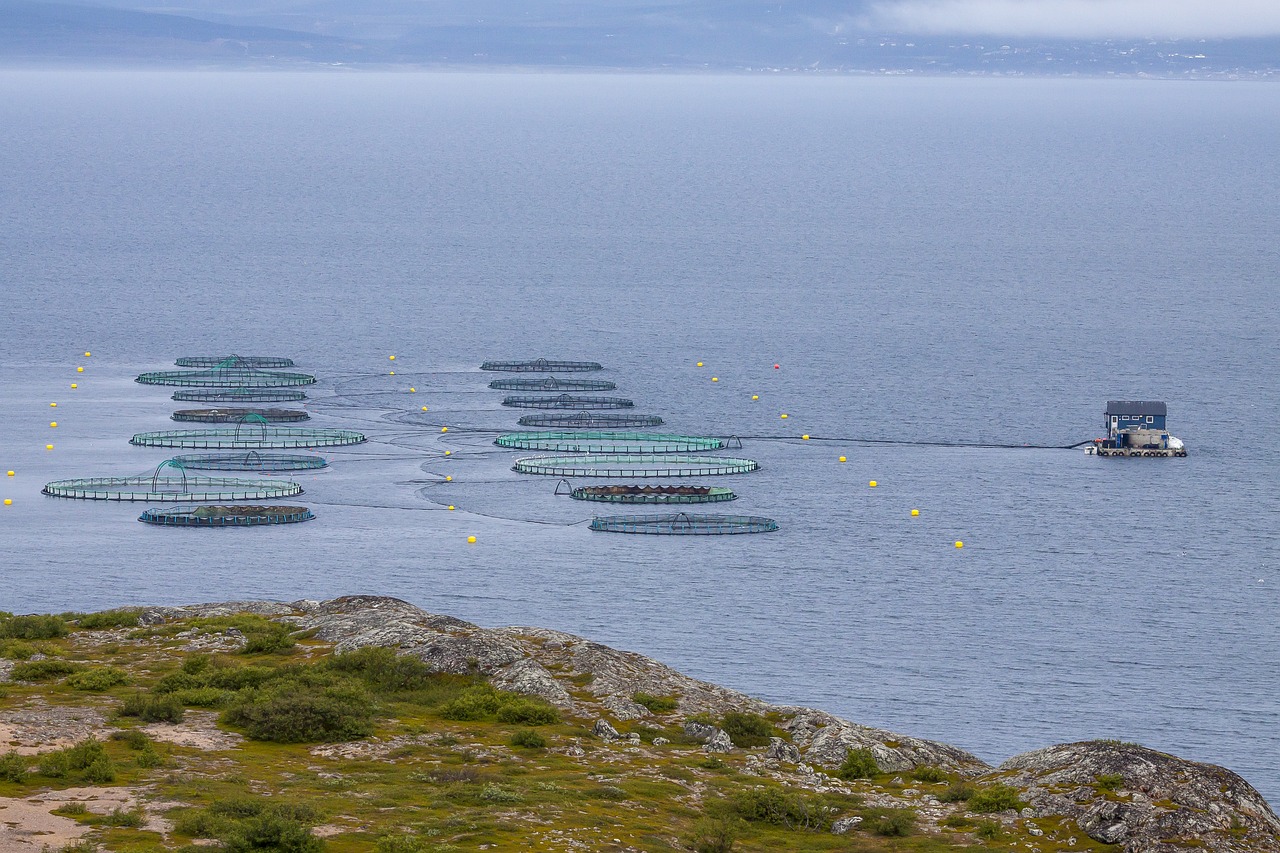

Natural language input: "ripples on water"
[1,72,1277,798]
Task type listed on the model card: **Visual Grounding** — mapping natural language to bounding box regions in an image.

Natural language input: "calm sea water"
[1,71,1278,799]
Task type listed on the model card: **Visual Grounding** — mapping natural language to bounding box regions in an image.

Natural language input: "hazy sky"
[867,0,1280,39]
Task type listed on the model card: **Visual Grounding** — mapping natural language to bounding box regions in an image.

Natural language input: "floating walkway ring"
[173,387,307,403]
[43,474,302,502]
[589,513,778,535]
[130,427,365,449]
[172,408,309,424]
[481,359,603,373]
[139,504,314,526]
[169,452,328,472]
[488,377,617,392]
[518,412,664,429]
[136,367,316,388]
[175,356,295,368]
[513,454,759,478]
[503,394,634,410]
[496,432,725,453]
[571,485,738,504]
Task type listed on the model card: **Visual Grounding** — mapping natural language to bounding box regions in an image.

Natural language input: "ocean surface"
[1,71,1278,799]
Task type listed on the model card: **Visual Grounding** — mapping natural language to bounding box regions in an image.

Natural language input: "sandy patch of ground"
[0,702,113,755]
[143,710,243,751]
[0,787,147,852]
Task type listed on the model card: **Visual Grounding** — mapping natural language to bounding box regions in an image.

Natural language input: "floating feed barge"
[1090,401,1187,458]
[518,412,664,429]
[503,394,634,410]
[481,359,603,373]
[173,387,307,403]
[139,504,314,526]
[589,512,778,535]
[168,452,328,473]
[496,431,725,453]
[175,356,295,368]
[136,367,316,388]
[488,377,617,392]
[569,485,737,504]
[130,426,364,449]
[172,408,309,424]
[43,461,302,502]
[514,454,759,478]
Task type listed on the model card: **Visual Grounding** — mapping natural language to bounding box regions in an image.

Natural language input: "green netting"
[518,413,664,429]
[488,377,617,391]
[176,356,295,368]
[173,387,307,403]
[43,461,303,502]
[513,454,759,477]
[139,504,314,526]
[481,359,603,373]
[497,431,725,453]
[130,425,365,449]
[136,367,316,387]
[172,408,309,424]
[570,485,738,504]
[169,452,328,472]
[503,394,634,410]
[589,513,778,534]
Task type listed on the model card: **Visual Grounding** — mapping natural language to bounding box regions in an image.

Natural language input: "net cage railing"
[175,356,295,368]
[503,394,634,410]
[488,377,617,392]
[169,452,328,472]
[136,367,317,388]
[130,425,365,449]
[513,454,760,478]
[564,483,738,504]
[43,460,303,502]
[173,388,307,403]
[496,431,725,453]
[481,359,603,373]
[139,504,314,526]
[589,513,779,535]
[172,408,310,423]
[518,413,664,429]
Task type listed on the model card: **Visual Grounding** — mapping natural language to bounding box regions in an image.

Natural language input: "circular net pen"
[570,485,738,504]
[169,452,328,473]
[590,513,778,535]
[136,367,317,388]
[503,394,634,410]
[514,455,759,478]
[139,505,314,526]
[173,387,307,403]
[497,432,725,453]
[176,356,295,368]
[518,412,665,429]
[172,408,309,424]
[131,426,365,449]
[43,461,303,502]
[488,377,617,392]
[481,359,603,373]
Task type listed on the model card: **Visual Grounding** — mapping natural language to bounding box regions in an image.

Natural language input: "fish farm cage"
[172,387,307,403]
[567,484,738,504]
[130,426,365,449]
[488,377,617,392]
[136,367,317,388]
[43,461,303,502]
[589,513,778,535]
[481,359,603,373]
[172,408,309,424]
[503,394,634,410]
[513,454,759,478]
[517,413,665,429]
[175,356,295,368]
[496,431,725,453]
[139,504,314,527]
[168,452,328,473]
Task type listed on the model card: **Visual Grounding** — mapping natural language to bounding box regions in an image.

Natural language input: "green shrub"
[730,787,829,830]
[182,654,212,675]
[0,640,37,660]
[0,751,28,783]
[911,765,948,783]
[0,615,68,639]
[81,754,116,784]
[67,666,128,691]
[862,808,916,837]
[172,808,234,838]
[968,784,1025,814]
[326,647,435,693]
[441,685,501,721]
[65,737,107,770]
[110,729,151,749]
[495,698,559,726]
[173,687,231,707]
[479,783,521,803]
[223,682,374,743]
[838,748,880,780]
[10,659,80,681]
[77,610,141,630]
[135,744,165,769]
[940,814,975,829]
[39,750,70,778]
[119,693,185,724]
[510,729,546,749]
[1096,772,1125,791]
[376,835,430,853]
[205,665,279,691]
[54,801,88,815]
[222,812,323,853]
[975,820,1005,840]
[719,712,774,748]
[241,623,296,655]
[98,807,144,827]
[687,816,737,853]
[633,692,679,714]
[939,781,977,802]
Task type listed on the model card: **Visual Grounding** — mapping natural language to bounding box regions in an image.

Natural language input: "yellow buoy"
[445,476,452,482]
[802,434,809,440]
[84,352,91,357]
[838,456,846,462]
[70,383,77,389]
[389,371,395,375]
[467,535,476,544]
[751,395,759,400]
[869,480,877,488]
[780,413,788,419]
[45,444,53,450]
[5,471,13,477]
[448,505,455,510]
[3,499,10,506]
[911,509,920,517]
[50,422,57,428]
[441,427,448,433]
[444,450,451,456]
[696,362,703,367]
[76,367,84,373]
[955,540,964,549]
[421,406,428,411]
[50,402,57,407]
[409,387,416,393]
[711,377,718,382]
[389,355,396,360]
